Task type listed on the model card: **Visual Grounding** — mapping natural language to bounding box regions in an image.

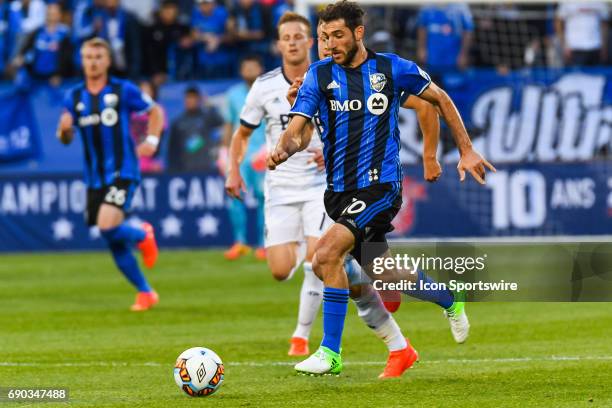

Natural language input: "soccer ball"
[173,347,224,397]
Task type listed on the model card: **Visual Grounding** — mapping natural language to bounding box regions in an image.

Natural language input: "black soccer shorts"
[323,181,402,265]
[85,179,138,226]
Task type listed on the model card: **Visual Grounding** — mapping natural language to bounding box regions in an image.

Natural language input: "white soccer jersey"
[240,67,326,205]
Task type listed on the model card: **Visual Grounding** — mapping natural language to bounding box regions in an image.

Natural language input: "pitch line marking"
[1,356,612,368]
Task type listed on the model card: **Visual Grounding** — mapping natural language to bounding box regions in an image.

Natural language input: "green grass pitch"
[0,250,611,407]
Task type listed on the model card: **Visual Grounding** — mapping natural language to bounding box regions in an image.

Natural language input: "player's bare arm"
[221,122,234,148]
[403,96,441,182]
[56,111,74,145]
[267,114,310,170]
[286,77,319,170]
[286,78,324,171]
[136,104,164,158]
[418,82,496,184]
[225,124,254,199]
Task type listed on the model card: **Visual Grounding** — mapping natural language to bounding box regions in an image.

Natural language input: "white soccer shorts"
[264,198,332,248]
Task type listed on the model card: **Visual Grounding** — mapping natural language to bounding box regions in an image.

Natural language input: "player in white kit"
[225,13,332,357]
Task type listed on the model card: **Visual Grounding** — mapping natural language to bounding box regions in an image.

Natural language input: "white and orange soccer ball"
[173,347,224,397]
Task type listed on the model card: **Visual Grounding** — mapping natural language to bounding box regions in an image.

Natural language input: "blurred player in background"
[270,1,494,375]
[227,12,433,378]
[226,12,330,357]
[56,38,162,311]
[221,55,267,261]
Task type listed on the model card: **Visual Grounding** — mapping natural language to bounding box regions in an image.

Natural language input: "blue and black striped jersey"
[63,77,155,188]
[290,50,431,192]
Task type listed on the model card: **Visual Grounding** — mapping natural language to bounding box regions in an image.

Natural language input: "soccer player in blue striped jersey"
[56,38,163,312]
[269,1,495,375]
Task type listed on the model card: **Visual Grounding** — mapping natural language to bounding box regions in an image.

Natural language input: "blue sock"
[101,226,151,292]
[102,223,145,245]
[107,242,152,292]
[320,287,350,354]
[403,270,454,309]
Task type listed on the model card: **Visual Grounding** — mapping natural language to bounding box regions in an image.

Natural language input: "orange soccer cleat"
[224,243,252,260]
[137,222,158,269]
[130,291,159,312]
[378,342,419,379]
[254,247,267,261]
[381,290,402,313]
[288,337,309,356]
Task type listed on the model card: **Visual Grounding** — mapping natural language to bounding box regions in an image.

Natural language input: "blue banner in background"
[394,162,612,238]
[0,90,41,163]
[440,68,612,164]
[0,163,611,252]
[0,172,261,252]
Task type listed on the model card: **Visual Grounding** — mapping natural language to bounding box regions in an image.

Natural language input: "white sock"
[286,242,307,281]
[292,262,323,340]
[345,256,370,286]
[374,317,408,352]
[354,285,408,352]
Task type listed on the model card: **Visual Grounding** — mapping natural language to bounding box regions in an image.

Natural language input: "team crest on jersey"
[103,93,118,107]
[369,73,387,92]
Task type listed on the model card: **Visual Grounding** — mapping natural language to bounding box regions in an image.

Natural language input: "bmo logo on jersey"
[330,99,362,112]
[367,93,388,115]
[100,108,118,126]
[77,109,118,127]
[329,94,389,115]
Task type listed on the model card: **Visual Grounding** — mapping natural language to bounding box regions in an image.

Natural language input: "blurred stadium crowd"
[0,0,610,87]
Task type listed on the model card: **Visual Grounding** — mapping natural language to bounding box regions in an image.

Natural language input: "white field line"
[1,355,612,368]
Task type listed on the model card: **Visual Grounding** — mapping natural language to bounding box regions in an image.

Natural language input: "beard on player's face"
[344,40,359,66]
[335,35,358,66]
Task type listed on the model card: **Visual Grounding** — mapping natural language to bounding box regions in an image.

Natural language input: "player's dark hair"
[318,1,365,32]
[160,0,178,8]
[184,85,201,97]
[240,54,263,68]
[277,11,312,36]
